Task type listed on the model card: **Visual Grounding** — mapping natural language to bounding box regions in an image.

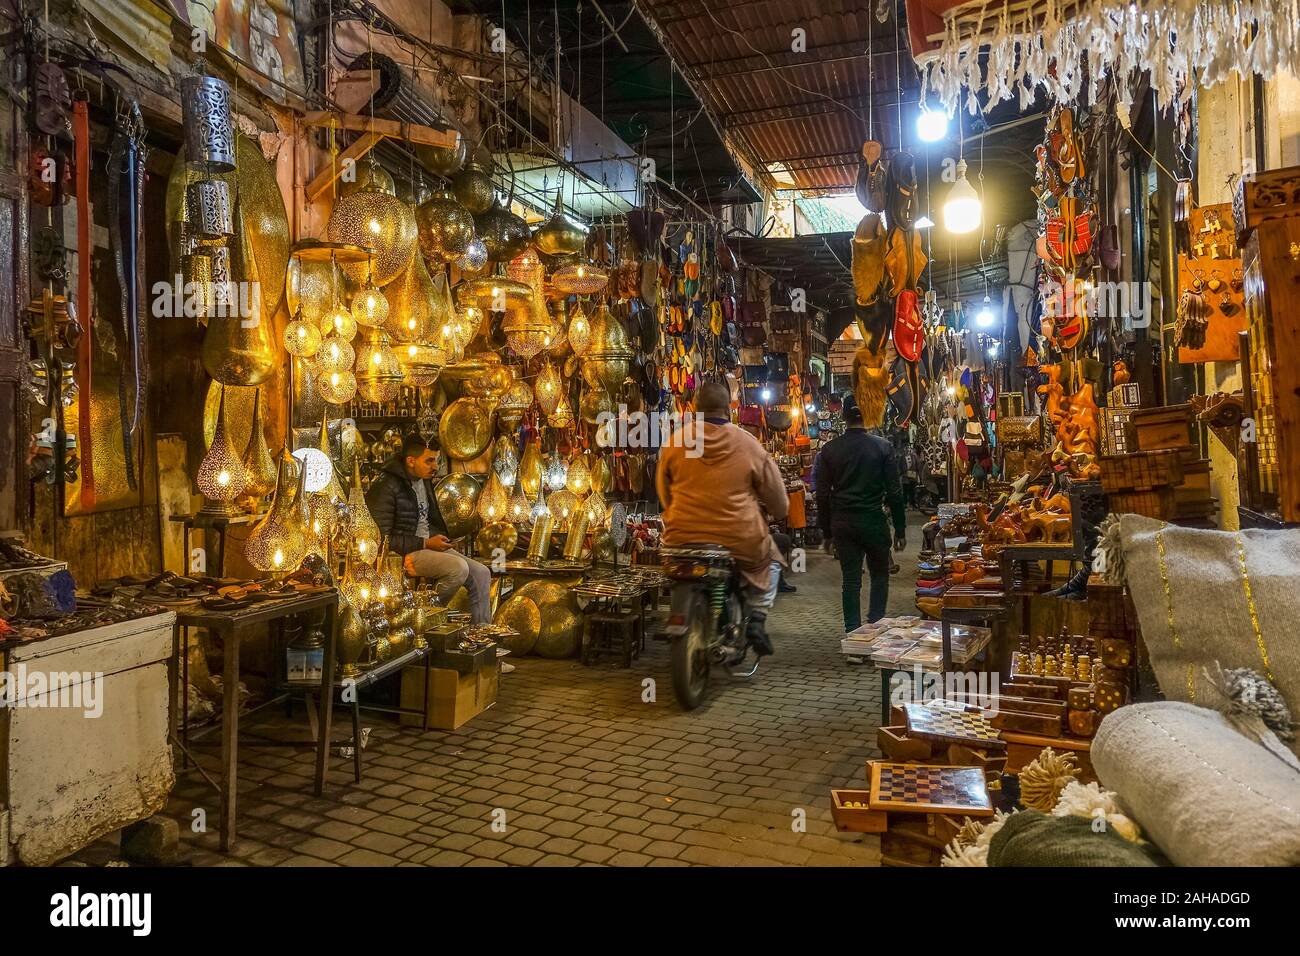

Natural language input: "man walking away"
[816,404,907,630]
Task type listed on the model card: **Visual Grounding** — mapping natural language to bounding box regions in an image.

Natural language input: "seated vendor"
[365,434,492,624]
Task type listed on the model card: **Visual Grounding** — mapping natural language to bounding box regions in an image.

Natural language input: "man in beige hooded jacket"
[656,382,789,655]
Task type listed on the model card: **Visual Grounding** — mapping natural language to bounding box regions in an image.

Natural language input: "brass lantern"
[416,186,475,263]
[506,250,545,291]
[566,454,592,496]
[462,352,514,402]
[531,192,588,257]
[315,334,356,373]
[551,259,609,296]
[473,193,531,262]
[346,458,381,561]
[519,439,545,499]
[240,388,278,503]
[197,386,248,516]
[549,392,575,429]
[567,301,593,357]
[506,482,531,523]
[491,435,519,487]
[326,163,418,287]
[383,253,444,344]
[502,296,553,360]
[318,369,358,406]
[579,388,616,424]
[477,519,518,558]
[453,275,533,315]
[583,487,608,528]
[201,199,278,386]
[452,153,495,215]
[244,451,311,575]
[476,470,509,523]
[547,488,580,530]
[399,342,447,388]
[283,306,322,357]
[534,361,564,417]
[455,236,489,277]
[582,302,634,394]
[351,272,390,328]
[496,379,533,432]
[353,326,404,403]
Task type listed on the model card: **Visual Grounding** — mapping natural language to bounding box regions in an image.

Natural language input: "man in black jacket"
[814,404,907,630]
[365,434,492,624]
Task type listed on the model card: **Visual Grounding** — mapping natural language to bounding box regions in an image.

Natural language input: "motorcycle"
[660,544,755,709]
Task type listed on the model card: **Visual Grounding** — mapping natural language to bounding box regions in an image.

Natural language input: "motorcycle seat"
[661,543,732,561]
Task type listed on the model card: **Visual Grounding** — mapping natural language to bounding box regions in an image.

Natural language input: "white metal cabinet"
[1,611,175,865]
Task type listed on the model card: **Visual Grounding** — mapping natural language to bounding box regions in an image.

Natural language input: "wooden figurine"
[1037,364,1067,430]
[1044,655,1060,677]
[1075,656,1092,682]
[1031,653,1044,677]
[1113,360,1131,385]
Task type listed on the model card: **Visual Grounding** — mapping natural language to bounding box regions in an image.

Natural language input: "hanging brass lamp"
[353,325,404,403]
[200,197,278,386]
[346,458,382,561]
[535,361,564,417]
[565,453,592,496]
[452,151,495,214]
[326,158,418,286]
[550,257,609,296]
[434,472,482,538]
[453,274,533,315]
[506,249,545,291]
[416,186,476,263]
[567,300,593,357]
[502,295,552,360]
[240,388,278,504]
[283,306,322,357]
[197,385,249,516]
[519,439,545,499]
[244,450,311,575]
[383,252,441,344]
[532,192,589,257]
[399,341,447,388]
[455,236,490,277]
[581,302,634,394]
[506,481,531,524]
[316,417,347,503]
[495,378,533,432]
[318,368,358,405]
[473,193,531,262]
[476,470,509,524]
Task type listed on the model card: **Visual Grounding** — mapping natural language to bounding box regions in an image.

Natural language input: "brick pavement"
[145,518,926,867]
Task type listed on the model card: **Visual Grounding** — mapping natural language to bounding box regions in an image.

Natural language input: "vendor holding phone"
[365,434,493,624]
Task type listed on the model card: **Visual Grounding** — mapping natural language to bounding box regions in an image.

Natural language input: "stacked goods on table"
[839,616,991,667]
[1101,404,1215,521]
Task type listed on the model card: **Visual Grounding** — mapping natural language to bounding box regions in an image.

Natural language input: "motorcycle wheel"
[671,591,710,710]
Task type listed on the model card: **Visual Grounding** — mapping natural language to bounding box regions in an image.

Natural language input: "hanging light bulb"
[943,159,982,234]
[545,455,568,491]
[506,481,531,523]
[566,454,591,496]
[476,471,509,523]
[318,368,358,405]
[492,436,519,488]
[916,107,949,143]
[535,361,564,416]
[351,277,390,328]
[316,334,355,373]
[567,301,592,357]
[197,386,248,516]
[975,295,995,328]
[284,306,322,357]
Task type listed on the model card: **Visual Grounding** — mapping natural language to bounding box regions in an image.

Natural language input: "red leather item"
[893,288,924,362]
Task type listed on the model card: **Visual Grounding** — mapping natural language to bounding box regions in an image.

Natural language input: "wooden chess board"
[902,701,1006,751]
[867,761,994,817]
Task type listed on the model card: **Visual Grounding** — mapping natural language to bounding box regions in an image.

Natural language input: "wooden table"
[169,590,338,852]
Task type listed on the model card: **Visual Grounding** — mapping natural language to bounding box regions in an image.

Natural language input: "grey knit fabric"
[1093,702,1300,866]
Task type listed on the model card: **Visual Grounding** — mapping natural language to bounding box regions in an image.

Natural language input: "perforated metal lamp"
[197,385,248,516]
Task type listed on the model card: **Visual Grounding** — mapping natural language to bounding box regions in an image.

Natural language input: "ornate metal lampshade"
[353,326,404,403]
[565,454,592,496]
[318,369,358,405]
[502,296,553,360]
[581,302,634,394]
[496,379,533,432]
[455,236,489,276]
[417,186,476,263]
[519,440,545,499]
[240,389,278,503]
[197,386,248,515]
[384,254,447,344]
[476,471,509,523]
[346,459,382,561]
[180,75,236,173]
[473,194,531,262]
[283,307,322,357]
[491,436,519,487]
[535,361,564,417]
[315,334,355,373]
[545,455,569,491]
[244,451,311,574]
[549,393,575,429]
[399,342,447,387]
[582,487,608,528]
[506,482,531,523]
[440,397,494,461]
[507,250,545,291]
[567,301,593,357]
[551,259,608,296]
[531,192,588,257]
[326,166,418,287]
[477,520,518,559]
[454,275,533,314]
[351,276,390,328]
[546,488,579,530]
[435,472,482,538]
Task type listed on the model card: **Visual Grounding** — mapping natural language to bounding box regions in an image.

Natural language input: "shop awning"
[905,0,1300,114]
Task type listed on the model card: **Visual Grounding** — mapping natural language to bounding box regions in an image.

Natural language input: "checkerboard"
[902,701,1006,751]
[867,761,994,816]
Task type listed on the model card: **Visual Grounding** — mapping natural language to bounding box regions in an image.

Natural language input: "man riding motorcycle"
[656,381,789,656]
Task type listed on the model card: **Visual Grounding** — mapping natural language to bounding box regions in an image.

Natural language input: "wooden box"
[1107,487,1178,520]
[1100,448,1184,492]
[1131,404,1194,451]
[830,790,888,833]
[400,662,499,730]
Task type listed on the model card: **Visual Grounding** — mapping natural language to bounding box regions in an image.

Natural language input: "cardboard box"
[400,661,499,730]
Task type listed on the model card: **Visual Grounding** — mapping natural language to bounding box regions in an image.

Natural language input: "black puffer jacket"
[364,458,449,555]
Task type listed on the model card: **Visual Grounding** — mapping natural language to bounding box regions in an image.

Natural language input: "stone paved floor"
[149,517,926,867]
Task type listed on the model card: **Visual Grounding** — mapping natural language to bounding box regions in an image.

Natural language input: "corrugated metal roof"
[641,0,915,192]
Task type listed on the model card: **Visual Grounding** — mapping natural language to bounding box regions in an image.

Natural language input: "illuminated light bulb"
[476,471,509,523]
[507,483,531,523]
[943,159,982,234]
[351,284,389,328]
[197,386,248,516]
[316,334,355,372]
[325,304,358,340]
[546,456,568,491]
[914,215,935,229]
[976,295,995,328]
[916,108,948,143]
[761,388,773,402]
